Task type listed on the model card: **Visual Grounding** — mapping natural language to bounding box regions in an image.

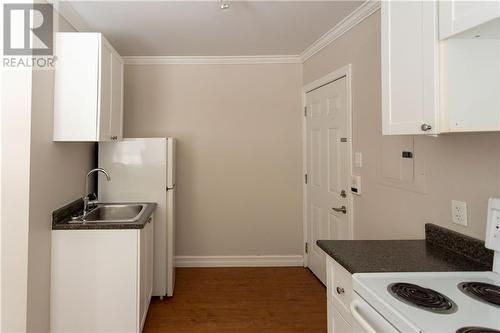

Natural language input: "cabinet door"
[138,224,147,330]
[331,304,352,333]
[51,230,138,332]
[110,51,124,140]
[442,38,500,132]
[138,216,154,331]
[439,1,500,39]
[98,40,113,141]
[381,1,439,135]
[146,215,154,303]
[53,33,100,141]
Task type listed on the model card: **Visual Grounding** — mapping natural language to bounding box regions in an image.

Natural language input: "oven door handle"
[350,300,377,333]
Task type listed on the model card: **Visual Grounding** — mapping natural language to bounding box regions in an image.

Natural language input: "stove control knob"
[336,287,345,295]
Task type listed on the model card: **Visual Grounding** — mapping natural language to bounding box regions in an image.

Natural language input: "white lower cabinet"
[51,215,154,333]
[330,303,353,333]
[326,256,354,333]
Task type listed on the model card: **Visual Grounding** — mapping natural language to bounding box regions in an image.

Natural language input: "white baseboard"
[175,255,304,268]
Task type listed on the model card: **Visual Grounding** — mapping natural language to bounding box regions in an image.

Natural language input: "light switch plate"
[486,197,500,251]
[452,200,467,227]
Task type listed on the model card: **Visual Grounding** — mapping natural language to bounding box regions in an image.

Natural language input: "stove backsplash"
[426,223,494,269]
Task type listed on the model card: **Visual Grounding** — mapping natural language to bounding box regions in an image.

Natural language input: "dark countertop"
[317,239,489,274]
[52,201,157,230]
[317,224,493,274]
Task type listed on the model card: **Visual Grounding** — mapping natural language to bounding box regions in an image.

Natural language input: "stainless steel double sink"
[70,203,147,224]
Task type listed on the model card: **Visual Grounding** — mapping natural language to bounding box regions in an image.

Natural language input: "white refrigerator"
[98,138,175,297]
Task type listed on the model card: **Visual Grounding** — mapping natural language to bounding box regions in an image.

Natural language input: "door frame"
[301,64,354,267]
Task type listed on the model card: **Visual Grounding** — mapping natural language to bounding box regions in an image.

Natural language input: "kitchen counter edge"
[52,201,157,230]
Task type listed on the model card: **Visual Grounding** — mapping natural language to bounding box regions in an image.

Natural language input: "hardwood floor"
[144,267,327,333]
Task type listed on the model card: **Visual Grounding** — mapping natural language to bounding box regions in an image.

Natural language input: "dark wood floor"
[144,267,327,333]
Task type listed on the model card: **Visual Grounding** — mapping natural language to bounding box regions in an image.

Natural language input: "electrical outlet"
[452,200,468,226]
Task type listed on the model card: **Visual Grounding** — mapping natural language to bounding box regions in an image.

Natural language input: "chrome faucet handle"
[86,193,97,201]
[83,168,111,215]
[87,199,98,207]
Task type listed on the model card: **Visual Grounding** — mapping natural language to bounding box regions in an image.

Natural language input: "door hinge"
[304,174,308,184]
[304,107,307,117]
[305,242,308,254]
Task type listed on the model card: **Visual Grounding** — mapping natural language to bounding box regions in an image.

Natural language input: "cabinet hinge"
[305,242,308,254]
[304,174,308,184]
[304,107,307,117]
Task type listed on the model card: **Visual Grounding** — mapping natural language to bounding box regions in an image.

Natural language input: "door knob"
[420,123,432,131]
[332,206,347,214]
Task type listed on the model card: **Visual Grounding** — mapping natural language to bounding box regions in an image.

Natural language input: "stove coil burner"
[456,327,500,333]
[458,282,500,307]
[388,283,457,314]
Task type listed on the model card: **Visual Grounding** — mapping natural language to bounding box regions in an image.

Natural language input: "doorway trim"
[301,64,354,267]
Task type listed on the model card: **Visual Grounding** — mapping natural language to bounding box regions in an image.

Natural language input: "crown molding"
[300,0,381,63]
[122,55,302,65]
[49,0,91,32]
[49,0,379,65]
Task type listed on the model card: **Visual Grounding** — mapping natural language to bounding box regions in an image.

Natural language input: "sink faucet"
[83,168,111,216]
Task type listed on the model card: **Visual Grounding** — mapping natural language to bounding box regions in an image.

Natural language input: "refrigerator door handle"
[166,184,176,191]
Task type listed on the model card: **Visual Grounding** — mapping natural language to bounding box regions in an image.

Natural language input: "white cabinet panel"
[333,305,353,333]
[53,34,99,141]
[53,33,123,142]
[439,1,500,39]
[327,257,354,333]
[139,215,154,330]
[110,50,124,140]
[382,1,439,135]
[441,37,500,132]
[51,217,154,333]
[51,230,139,332]
[98,42,112,141]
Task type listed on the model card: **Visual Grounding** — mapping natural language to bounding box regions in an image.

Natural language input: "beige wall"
[303,11,500,240]
[1,13,95,332]
[124,64,303,256]
[25,15,95,332]
[26,71,94,331]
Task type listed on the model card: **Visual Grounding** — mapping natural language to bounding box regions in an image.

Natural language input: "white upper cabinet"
[439,0,500,40]
[381,1,440,135]
[53,33,123,142]
[439,3,500,133]
[441,31,500,132]
[382,0,500,135]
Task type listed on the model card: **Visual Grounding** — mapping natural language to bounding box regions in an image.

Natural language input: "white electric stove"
[351,198,500,333]
[352,271,500,332]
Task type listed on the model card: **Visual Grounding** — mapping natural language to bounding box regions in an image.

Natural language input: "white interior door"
[306,77,350,284]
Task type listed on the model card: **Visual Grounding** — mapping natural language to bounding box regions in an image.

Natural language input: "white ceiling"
[68,1,364,56]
